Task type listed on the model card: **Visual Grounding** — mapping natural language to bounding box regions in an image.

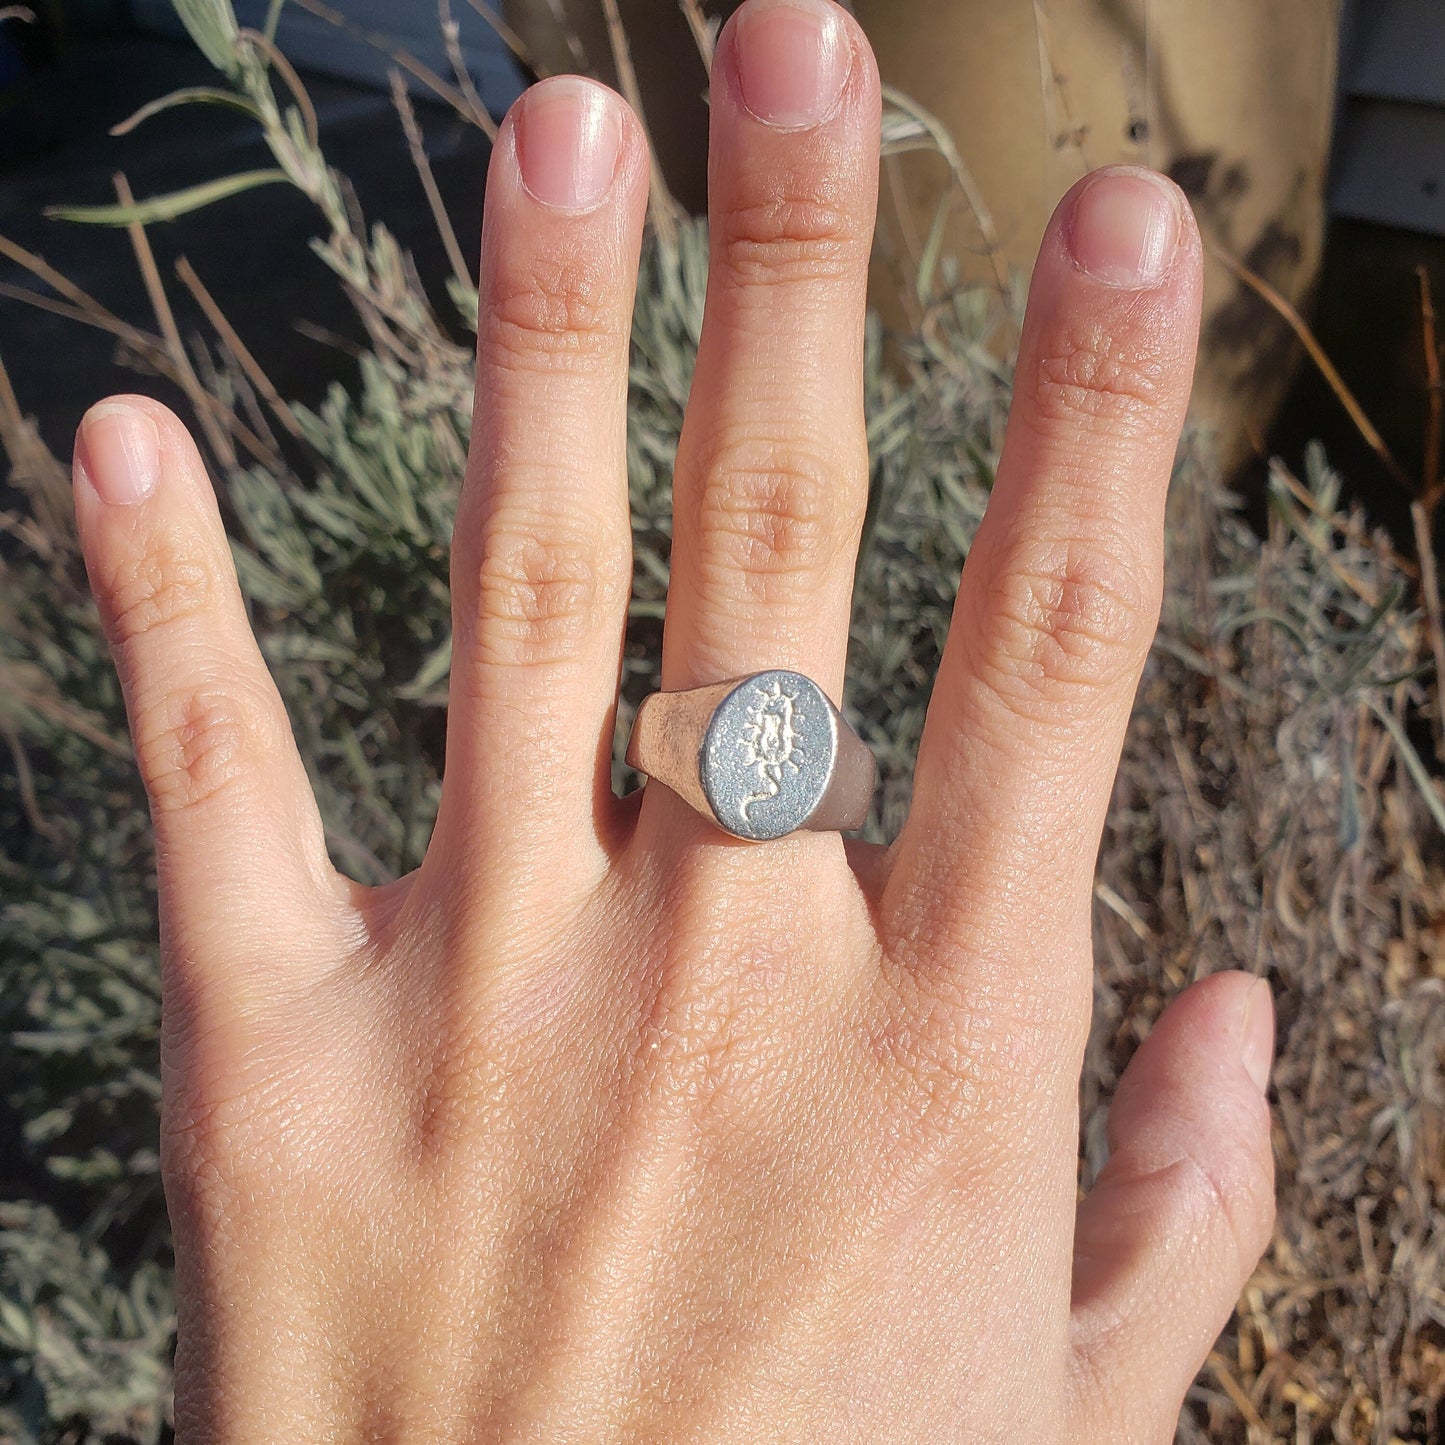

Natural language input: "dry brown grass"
[1093,454,1445,1443]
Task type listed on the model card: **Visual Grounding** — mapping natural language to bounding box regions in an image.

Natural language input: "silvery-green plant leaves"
[45,170,291,227]
[170,0,242,78]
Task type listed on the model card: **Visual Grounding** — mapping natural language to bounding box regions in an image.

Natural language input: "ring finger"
[659,0,880,701]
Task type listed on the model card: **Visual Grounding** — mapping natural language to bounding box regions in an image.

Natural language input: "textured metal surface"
[700,672,840,841]
[627,670,875,841]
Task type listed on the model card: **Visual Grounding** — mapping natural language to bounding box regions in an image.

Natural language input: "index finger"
[883,167,1202,1045]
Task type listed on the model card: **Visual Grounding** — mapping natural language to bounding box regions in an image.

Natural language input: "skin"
[69,2,1275,1439]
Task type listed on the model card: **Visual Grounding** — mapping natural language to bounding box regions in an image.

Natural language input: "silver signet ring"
[625,670,876,841]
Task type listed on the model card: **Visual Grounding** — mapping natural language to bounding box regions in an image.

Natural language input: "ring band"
[625,670,875,841]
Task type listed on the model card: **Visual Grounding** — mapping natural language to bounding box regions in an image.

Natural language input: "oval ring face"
[700,671,839,840]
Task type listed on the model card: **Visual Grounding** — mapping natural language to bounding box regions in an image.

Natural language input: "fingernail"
[516,76,624,212]
[76,401,160,506]
[734,0,851,130]
[1067,166,1181,288]
[1239,979,1275,1095]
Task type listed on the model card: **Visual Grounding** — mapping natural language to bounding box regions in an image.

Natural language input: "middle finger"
[660,0,880,700]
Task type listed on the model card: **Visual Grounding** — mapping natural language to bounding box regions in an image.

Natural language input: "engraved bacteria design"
[739,677,804,820]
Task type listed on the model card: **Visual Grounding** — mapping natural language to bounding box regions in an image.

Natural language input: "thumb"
[1067,971,1276,1443]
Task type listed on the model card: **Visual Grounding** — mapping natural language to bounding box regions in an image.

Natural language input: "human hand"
[70,0,1274,1438]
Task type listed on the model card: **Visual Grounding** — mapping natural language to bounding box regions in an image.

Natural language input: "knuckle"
[973,537,1157,718]
[484,252,615,368]
[102,523,215,649]
[134,684,263,816]
[1029,316,1170,439]
[720,191,862,287]
[1154,1126,1275,1280]
[471,520,622,668]
[694,437,856,596]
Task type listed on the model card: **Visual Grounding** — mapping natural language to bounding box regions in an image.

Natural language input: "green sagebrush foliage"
[1,1,1440,1441]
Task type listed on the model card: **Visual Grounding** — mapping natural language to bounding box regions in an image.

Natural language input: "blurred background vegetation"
[0,0,1442,1440]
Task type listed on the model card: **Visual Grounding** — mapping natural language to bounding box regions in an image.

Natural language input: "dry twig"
[3,726,64,846]
[173,257,307,444]
[599,0,680,244]
[291,0,496,137]
[0,215,276,470]
[540,0,588,72]
[436,0,491,132]
[880,85,1013,308]
[388,70,474,295]
[239,25,320,149]
[113,173,238,470]
[679,0,715,75]
[461,0,538,74]
[1207,240,1415,495]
